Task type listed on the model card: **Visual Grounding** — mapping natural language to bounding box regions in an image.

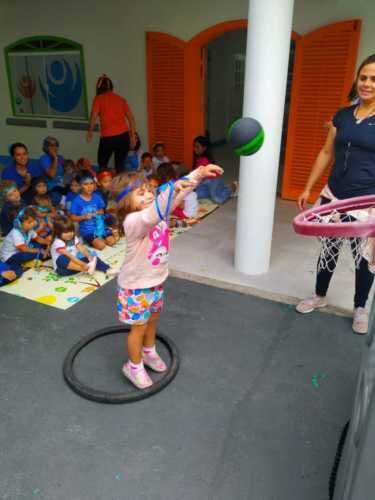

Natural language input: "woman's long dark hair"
[192,135,214,169]
[348,53,375,102]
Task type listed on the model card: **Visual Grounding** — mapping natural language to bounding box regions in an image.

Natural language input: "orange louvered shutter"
[146,32,186,163]
[281,20,361,202]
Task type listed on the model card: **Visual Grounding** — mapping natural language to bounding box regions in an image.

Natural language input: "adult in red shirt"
[87,75,137,173]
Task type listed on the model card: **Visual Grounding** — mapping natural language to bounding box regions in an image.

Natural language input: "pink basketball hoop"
[293,195,375,238]
[293,195,375,272]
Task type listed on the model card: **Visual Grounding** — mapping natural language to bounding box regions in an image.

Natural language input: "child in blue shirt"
[70,176,116,250]
[61,176,81,213]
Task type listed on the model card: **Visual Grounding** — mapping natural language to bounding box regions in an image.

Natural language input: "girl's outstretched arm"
[125,164,223,240]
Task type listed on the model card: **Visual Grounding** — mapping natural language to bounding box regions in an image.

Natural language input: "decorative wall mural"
[5,37,88,120]
[39,58,83,112]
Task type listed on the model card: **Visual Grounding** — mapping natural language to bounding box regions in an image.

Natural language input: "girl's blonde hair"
[111,172,143,235]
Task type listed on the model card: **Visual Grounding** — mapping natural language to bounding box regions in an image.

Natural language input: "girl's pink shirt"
[117,168,204,290]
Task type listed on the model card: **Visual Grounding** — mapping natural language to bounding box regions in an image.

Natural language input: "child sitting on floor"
[97,170,117,228]
[0,182,25,236]
[0,207,48,277]
[32,177,56,212]
[124,132,143,172]
[70,175,117,250]
[139,152,154,178]
[76,157,98,179]
[51,215,115,276]
[32,196,55,250]
[147,174,160,191]
[63,159,78,187]
[97,170,113,207]
[192,135,237,204]
[152,142,170,170]
[157,164,198,223]
[61,176,81,214]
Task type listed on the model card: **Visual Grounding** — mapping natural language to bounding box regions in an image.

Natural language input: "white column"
[234,0,295,275]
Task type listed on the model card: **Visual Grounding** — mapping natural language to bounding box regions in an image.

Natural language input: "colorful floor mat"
[0,199,218,309]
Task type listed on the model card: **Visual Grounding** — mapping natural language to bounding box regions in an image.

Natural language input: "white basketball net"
[313,209,373,273]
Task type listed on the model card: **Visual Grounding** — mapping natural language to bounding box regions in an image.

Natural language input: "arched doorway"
[146,19,360,198]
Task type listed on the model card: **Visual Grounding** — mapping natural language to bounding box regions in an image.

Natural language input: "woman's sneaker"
[142,350,167,373]
[296,295,327,314]
[352,307,368,335]
[122,361,153,389]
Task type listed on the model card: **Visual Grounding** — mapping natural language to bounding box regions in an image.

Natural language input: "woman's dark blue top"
[328,105,375,198]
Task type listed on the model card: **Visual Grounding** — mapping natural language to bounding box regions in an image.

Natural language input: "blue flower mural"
[39,58,82,113]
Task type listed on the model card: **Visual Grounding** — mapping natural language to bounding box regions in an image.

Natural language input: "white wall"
[0,0,374,161]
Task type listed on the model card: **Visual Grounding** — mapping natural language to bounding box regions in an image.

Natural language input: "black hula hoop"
[62,325,180,404]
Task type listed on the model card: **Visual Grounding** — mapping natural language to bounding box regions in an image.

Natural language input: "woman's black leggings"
[315,197,374,308]
[315,237,374,308]
[97,131,130,173]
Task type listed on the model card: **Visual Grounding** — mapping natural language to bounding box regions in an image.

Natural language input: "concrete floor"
[170,197,370,315]
[0,277,365,500]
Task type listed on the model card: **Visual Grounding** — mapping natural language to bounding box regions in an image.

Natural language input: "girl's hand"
[41,249,50,259]
[174,180,194,192]
[130,134,137,149]
[86,130,93,142]
[49,146,58,159]
[83,213,93,220]
[200,164,223,178]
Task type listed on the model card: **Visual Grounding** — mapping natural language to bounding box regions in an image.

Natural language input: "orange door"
[281,20,361,202]
[146,32,187,164]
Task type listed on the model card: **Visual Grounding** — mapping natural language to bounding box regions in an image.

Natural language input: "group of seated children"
[0,135,236,287]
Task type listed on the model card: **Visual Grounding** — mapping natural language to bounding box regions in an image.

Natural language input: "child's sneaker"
[122,361,153,389]
[142,349,167,373]
[106,267,118,277]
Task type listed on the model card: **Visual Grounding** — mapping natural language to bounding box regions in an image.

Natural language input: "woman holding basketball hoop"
[87,75,137,174]
[296,54,375,334]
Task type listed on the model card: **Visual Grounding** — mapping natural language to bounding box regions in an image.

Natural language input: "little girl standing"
[112,162,223,389]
